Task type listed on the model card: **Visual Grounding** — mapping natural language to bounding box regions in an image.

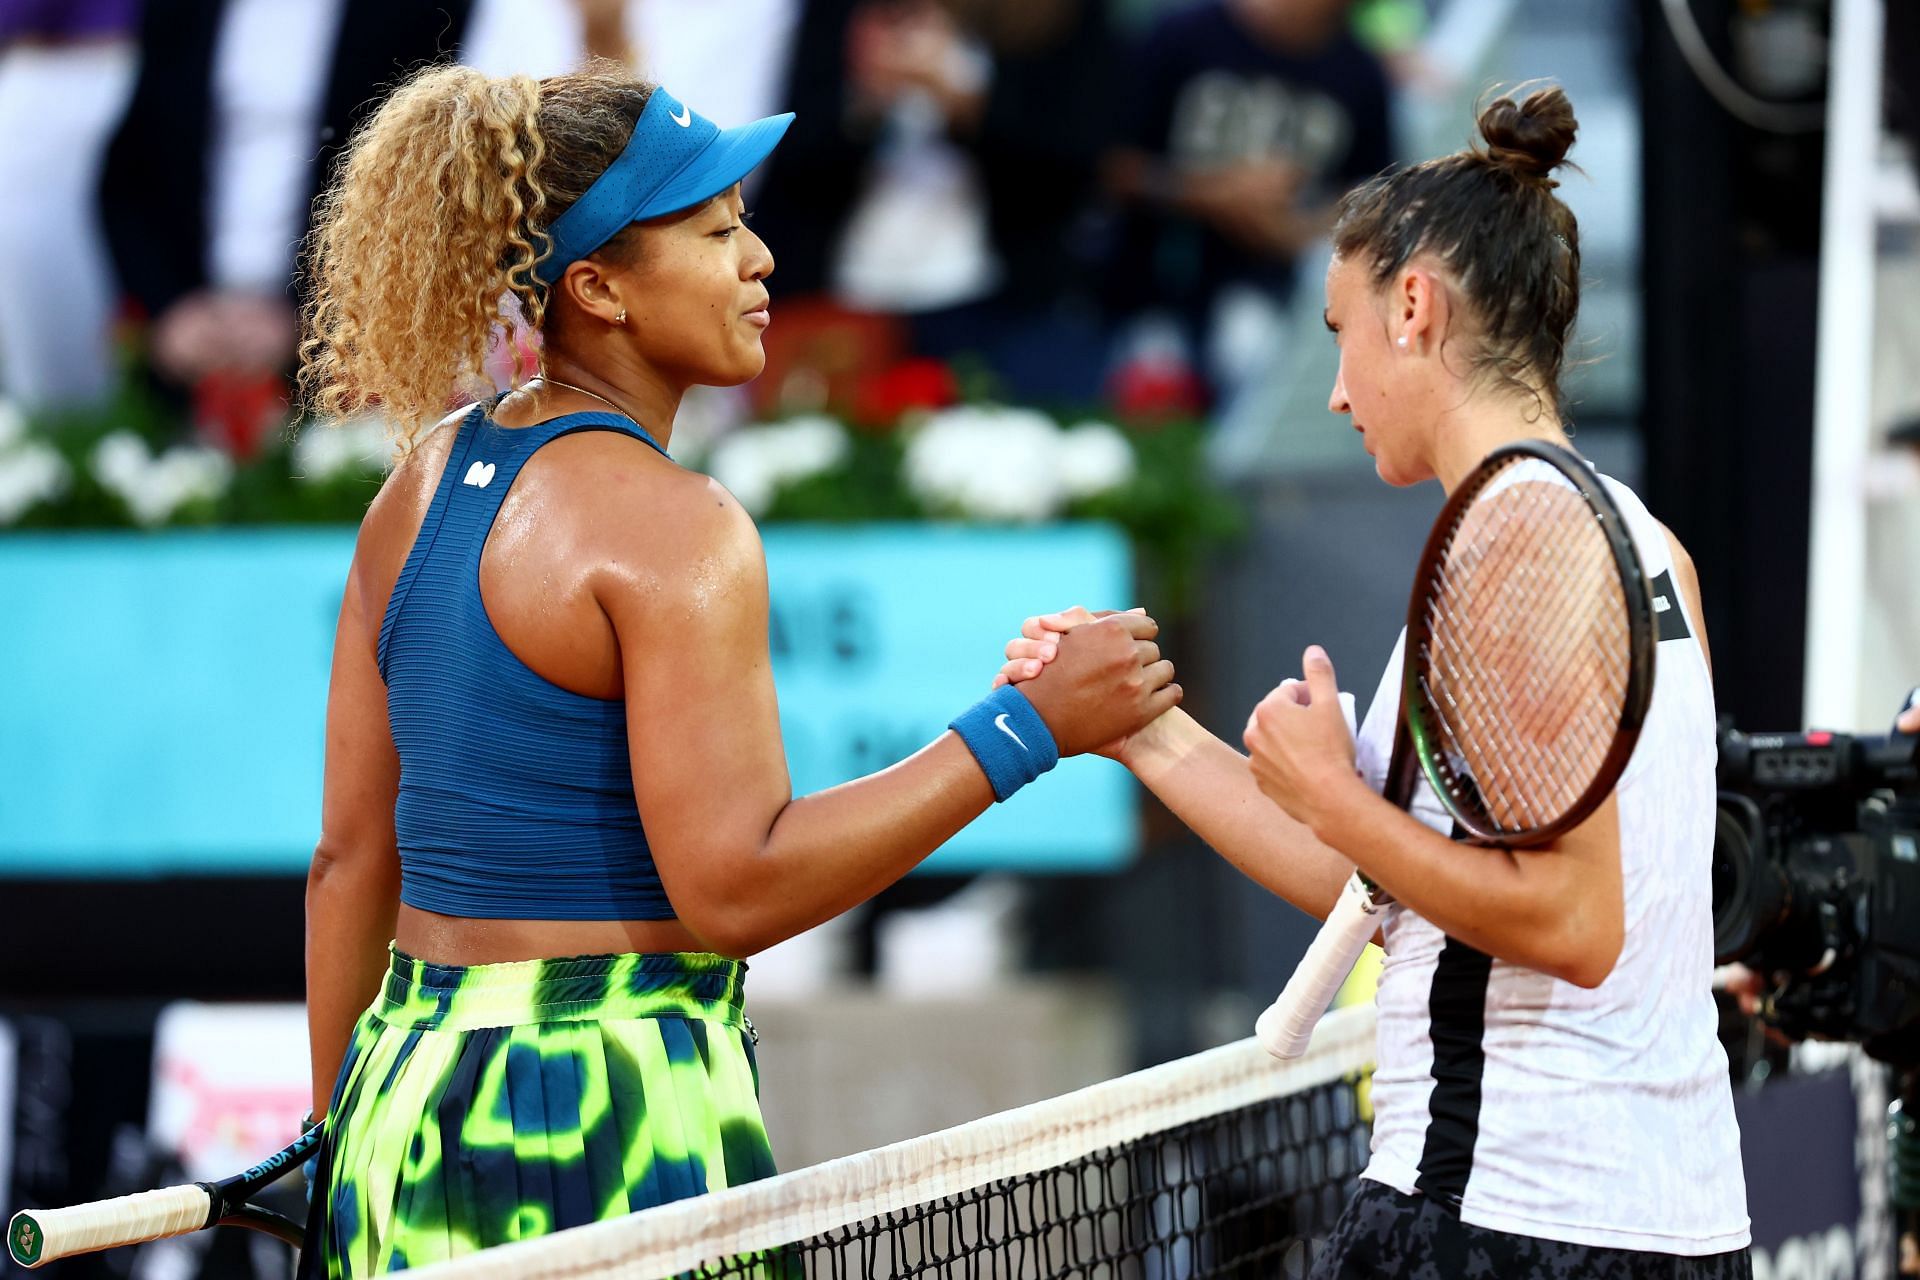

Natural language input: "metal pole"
[1803,0,1885,729]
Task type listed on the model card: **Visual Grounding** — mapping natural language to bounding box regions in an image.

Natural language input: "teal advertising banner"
[0,526,1136,876]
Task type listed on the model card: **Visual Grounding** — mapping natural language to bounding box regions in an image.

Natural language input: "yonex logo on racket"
[993,713,1028,752]
[9,1215,41,1266]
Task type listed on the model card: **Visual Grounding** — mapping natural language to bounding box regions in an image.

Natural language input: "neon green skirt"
[303,947,775,1278]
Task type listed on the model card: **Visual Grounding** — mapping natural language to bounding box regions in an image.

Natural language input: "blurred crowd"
[0,0,1432,453]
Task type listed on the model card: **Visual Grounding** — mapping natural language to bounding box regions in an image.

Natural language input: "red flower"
[1107,356,1209,425]
[194,370,290,460]
[852,358,960,429]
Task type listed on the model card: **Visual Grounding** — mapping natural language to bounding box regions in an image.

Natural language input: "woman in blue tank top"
[293,64,1180,1279]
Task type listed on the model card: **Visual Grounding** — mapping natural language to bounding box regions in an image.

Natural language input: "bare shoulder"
[1652,516,1713,669]
[1653,518,1701,590]
[537,431,766,617]
[1653,518,1695,568]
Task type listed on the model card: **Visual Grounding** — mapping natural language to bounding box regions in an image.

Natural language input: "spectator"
[461,0,802,130]
[1104,0,1393,401]
[95,0,483,451]
[95,0,802,452]
[750,0,1115,403]
[0,0,139,408]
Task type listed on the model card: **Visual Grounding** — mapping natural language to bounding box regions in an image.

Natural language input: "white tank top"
[1355,472,1750,1255]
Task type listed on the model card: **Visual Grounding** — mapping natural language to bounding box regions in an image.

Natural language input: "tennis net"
[411,1003,1377,1280]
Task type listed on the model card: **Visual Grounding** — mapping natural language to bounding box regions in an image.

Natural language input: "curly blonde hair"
[298,64,655,444]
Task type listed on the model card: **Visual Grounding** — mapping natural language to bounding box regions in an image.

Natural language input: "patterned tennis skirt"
[301,947,776,1278]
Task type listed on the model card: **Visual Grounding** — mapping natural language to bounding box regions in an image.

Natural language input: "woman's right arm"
[1118,708,1356,923]
[305,553,402,1119]
[600,479,1179,957]
[998,609,1355,924]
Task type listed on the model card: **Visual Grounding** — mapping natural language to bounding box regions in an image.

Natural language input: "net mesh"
[407,1006,1378,1280]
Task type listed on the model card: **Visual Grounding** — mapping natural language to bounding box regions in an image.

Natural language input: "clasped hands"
[997,607,1367,833]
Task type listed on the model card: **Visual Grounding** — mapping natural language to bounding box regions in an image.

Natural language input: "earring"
[614,309,628,326]
[1397,336,1408,349]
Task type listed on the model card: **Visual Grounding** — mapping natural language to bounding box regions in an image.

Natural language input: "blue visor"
[537,87,794,286]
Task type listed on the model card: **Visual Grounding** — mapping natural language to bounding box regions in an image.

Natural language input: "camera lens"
[1712,794,1785,963]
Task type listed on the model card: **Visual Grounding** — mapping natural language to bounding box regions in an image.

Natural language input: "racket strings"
[1417,471,1633,835]
[1430,548,1609,750]
[1427,498,1610,798]
[1431,511,1624,823]
[1425,604,1606,827]
[1473,521,1624,749]
[1434,496,1625,825]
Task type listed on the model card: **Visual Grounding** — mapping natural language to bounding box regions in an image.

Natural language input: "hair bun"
[1477,86,1577,187]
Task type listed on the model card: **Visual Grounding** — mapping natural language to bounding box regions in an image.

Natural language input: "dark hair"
[1333,84,1582,419]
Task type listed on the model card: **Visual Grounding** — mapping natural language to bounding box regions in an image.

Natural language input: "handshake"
[984,605,1363,836]
[984,606,1181,760]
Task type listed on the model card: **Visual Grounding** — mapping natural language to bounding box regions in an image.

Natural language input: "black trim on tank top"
[1650,569,1694,642]
[1415,822,1493,1212]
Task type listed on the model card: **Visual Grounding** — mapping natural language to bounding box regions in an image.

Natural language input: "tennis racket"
[7,1120,321,1269]
[1256,439,1657,1059]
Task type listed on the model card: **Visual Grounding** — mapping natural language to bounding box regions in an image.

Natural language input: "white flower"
[707,415,851,516]
[91,431,233,526]
[291,416,394,482]
[0,441,70,523]
[1057,420,1136,499]
[902,405,1067,522]
[91,431,150,493]
[0,400,24,450]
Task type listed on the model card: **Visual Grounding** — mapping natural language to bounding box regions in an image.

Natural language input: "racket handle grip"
[8,1185,213,1268]
[1257,872,1382,1059]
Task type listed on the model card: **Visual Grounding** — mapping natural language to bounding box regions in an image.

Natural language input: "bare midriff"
[394,903,713,967]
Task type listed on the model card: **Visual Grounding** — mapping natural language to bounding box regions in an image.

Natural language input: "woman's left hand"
[1243,645,1366,835]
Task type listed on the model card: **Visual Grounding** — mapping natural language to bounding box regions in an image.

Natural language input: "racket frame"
[1401,439,1657,846]
[1260,439,1659,1061]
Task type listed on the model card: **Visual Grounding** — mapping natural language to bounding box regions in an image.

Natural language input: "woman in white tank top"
[1000,86,1750,1278]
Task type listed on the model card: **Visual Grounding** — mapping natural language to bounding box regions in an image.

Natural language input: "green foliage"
[1070,422,1248,613]
[3,392,1244,615]
[760,432,922,523]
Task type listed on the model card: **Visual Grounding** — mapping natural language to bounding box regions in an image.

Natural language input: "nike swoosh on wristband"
[670,103,692,127]
[993,713,1028,752]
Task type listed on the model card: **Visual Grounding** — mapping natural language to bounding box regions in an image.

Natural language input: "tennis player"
[296,66,1180,1278]
[1001,87,1750,1278]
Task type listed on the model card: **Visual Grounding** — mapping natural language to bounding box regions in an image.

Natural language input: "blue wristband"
[950,684,1060,802]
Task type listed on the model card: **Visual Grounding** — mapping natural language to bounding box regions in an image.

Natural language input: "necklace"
[531,374,638,423]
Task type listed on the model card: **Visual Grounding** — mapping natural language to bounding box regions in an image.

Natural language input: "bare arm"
[1007,613,1625,983]
[1245,648,1625,988]
[1120,709,1357,923]
[1659,521,1712,677]
[603,480,1179,958]
[998,611,1356,924]
[306,554,401,1117]
[1301,783,1623,986]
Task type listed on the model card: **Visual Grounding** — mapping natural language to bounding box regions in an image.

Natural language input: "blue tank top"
[378,404,676,920]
